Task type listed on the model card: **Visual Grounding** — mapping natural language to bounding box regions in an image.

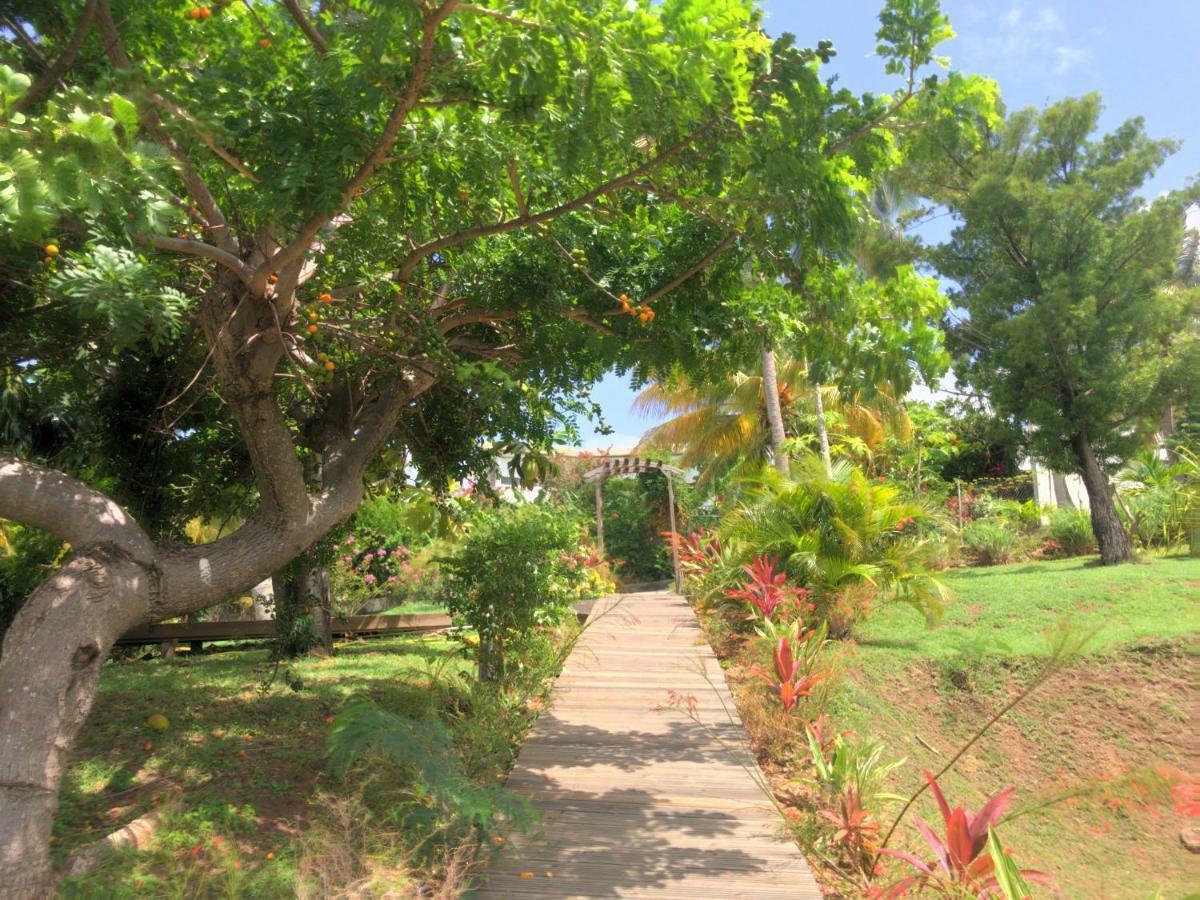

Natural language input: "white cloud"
[1033,8,1063,32]
[960,3,1091,79]
[1052,45,1089,74]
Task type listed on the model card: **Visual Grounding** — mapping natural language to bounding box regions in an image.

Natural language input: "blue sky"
[574,0,1199,450]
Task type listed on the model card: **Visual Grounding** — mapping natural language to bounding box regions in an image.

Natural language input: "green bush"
[1048,508,1096,556]
[980,497,1047,533]
[564,469,702,583]
[442,503,604,681]
[1117,451,1195,549]
[962,520,1023,565]
[718,455,946,635]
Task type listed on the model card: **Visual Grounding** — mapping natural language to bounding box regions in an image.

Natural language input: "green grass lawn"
[828,554,1198,899]
[55,635,473,897]
[854,554,1200,665]
[379,600,446,615]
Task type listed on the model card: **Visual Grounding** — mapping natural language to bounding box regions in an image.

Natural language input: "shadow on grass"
[57,637,464,864]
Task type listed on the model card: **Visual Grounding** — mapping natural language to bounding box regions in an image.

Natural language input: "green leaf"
[109,93,139,137]
[0,63,31,100]
[987,827,1033,900]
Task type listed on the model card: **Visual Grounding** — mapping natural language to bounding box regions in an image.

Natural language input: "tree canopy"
[927,93,1198,562]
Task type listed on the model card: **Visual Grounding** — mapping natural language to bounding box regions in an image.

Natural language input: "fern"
[48,245,191,351]
[327,698,534,833]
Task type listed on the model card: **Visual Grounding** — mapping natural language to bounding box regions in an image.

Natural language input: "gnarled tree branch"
[281,0,329,55]
[14,0,98,112]
[255,0,460,293]
[144,235,254,283]
[0,457,155,561]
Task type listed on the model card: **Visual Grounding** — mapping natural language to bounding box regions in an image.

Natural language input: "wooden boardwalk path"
[473,590,821,899]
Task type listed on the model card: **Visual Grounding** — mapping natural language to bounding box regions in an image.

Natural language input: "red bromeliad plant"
[725,554,807,620]
[880,773,1048,897]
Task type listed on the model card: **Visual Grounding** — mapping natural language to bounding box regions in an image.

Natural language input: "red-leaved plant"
[880,772,1048,897]
[725,554,807,620]
[821,787,881,874]
[665,529,722,577]
[765,634,823,712]
[805,712,843,757]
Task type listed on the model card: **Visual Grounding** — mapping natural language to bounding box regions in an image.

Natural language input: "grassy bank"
[706,555,1197,898]
[834,556,1199,898]
[54,629,567,897]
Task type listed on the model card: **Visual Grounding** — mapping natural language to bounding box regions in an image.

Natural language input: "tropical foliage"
[881,774,1046,898]
[928,93,1199,563]
[718,455,946,634]
[635,362,913,485]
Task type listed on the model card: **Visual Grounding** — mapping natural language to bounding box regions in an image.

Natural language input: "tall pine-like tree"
[928,95,1195,563]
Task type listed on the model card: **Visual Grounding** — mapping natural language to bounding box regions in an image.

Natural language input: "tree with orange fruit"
[0,2,766,891]
[0,1,990,891]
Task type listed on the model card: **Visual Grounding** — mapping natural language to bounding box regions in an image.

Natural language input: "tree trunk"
[301,552,334,655]
[0,551,152,898]
[272,551,333,656]
[811,380,833,476]
[1069,432,1133,564]
[0,457,373,895]
[759,343,789,476]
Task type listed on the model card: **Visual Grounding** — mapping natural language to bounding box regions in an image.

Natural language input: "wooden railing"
[115,612,451,646]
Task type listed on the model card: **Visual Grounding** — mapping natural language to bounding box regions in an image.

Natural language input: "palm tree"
[634,359,910,486]
[719,454,945,635]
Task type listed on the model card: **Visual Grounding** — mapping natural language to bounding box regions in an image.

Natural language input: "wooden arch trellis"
[582,456,686,591]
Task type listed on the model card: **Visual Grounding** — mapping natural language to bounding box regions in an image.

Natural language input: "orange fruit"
[265,851,275,860]
[44,243,59,256]
[43,257,53,265]
[319,292,332,303]
[267,273,278,284]
[307,310,319,320]
[324,360,335,372]
[259,38,271,48]
[187,7,201,19]
[307,324,319,335]
[198,6,212,19]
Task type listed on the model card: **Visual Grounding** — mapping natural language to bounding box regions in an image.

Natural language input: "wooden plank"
[471,591,820,899]
[116,606,597,648]
[115,612,452,646]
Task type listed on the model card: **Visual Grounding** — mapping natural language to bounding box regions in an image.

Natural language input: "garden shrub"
[441,503,607,681]
[980,497,1047,532]
[327,698,535,847]
[918,531,958,571]
[1048,508,1096,556]
[1117,450,1196,549]
[962,520,1023,565]
[330,536,445,614]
